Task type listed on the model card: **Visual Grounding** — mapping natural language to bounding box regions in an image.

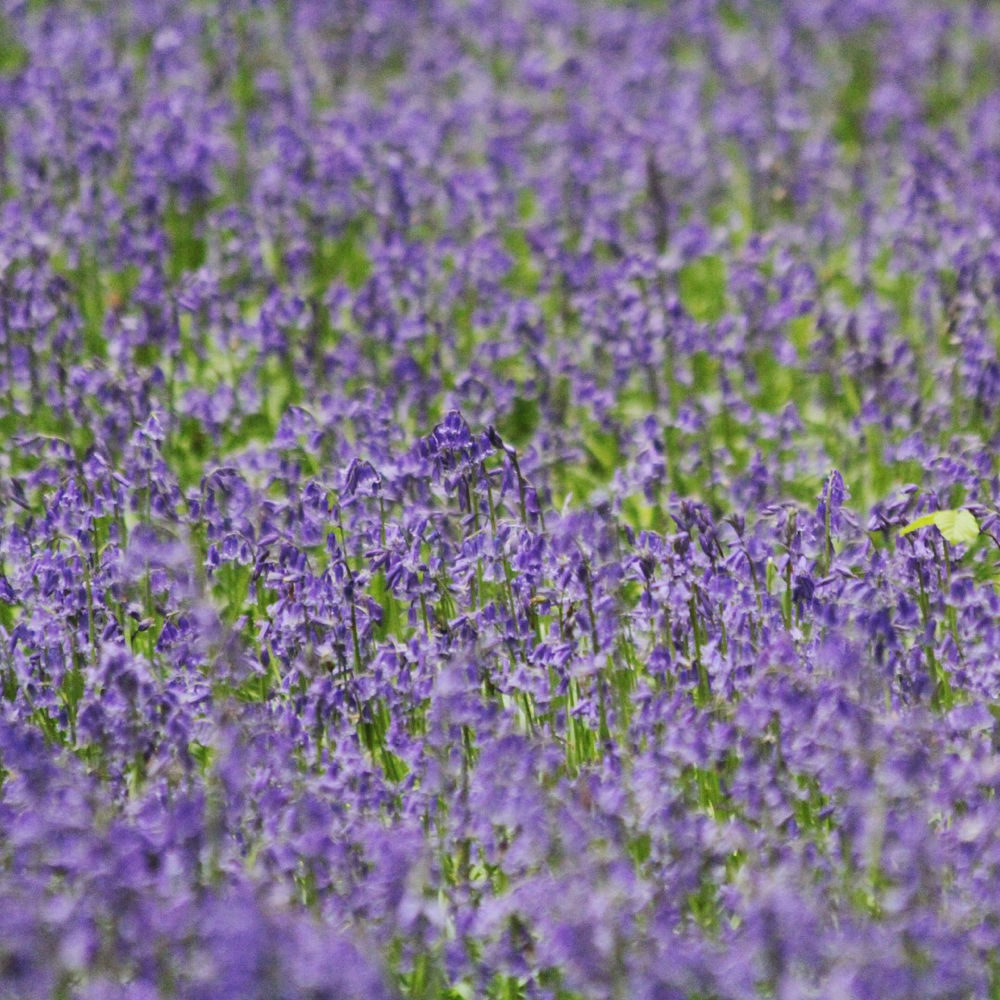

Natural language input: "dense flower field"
[4,0,1000,996]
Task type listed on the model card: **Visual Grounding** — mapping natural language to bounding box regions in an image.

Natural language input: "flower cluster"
[2,0,1000,996]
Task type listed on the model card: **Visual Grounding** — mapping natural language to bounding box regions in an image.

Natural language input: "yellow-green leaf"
[938,509,980,545]
[900,508,980,545]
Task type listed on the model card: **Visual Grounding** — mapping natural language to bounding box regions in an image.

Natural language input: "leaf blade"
[900,509,980,544]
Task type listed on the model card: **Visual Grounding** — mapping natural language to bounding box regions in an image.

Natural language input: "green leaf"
[750,348,794,412]
[832,44,875,152]
[900,508,980,545]
[502,228,540,294]
[582,426,620,482]
[497,396,539,446]
[938,510,981,545]
[0,17,28,77]
[678,255,727,322]
[165,199,207,280]
[900,512,943,536]
[227,411,274,450]
[311,219,371,292]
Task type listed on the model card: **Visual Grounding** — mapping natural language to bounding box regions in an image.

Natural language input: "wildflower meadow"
[3,0,1000,997]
